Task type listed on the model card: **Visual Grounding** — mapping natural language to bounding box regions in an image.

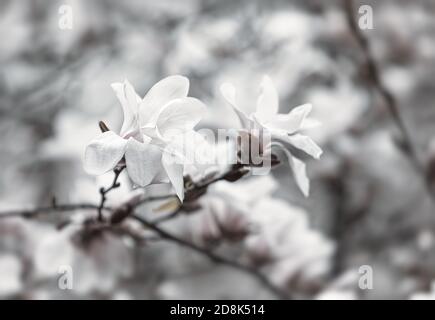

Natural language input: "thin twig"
[0,165,247,221]
[0,203,105,219]
[152,208,182,224]
[343,0,421,169]
[97,166,125,221]
[132,214,290,299]
[134,194,177,208]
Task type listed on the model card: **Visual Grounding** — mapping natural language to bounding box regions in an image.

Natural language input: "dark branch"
[0,203,105,219]
[132,214,290,299]
[342,0,435,201]
[97,166,125,221]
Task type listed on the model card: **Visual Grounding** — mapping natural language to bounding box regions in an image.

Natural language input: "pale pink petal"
[139,75,189,126]
[125,138,164,187]
[111,80,141,137]
[162,151,184,201]
[83,131,128,175]
[153,97,205,140]
[255,75,279,123]
[220,82,253,129]
[266,103,312,134]
[272,142,309,197]
[285,134,323,159]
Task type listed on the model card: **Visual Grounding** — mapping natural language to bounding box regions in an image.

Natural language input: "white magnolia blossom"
[220,75,322,196]
[83,75,205,201]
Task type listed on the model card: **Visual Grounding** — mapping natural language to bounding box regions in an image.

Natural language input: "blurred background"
[1,0,435,299]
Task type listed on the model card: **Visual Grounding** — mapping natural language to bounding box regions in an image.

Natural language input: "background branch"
[132,214,290,299]
[342,0,435,200]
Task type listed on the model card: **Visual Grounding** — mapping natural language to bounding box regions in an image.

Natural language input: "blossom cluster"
[84,75,322,200]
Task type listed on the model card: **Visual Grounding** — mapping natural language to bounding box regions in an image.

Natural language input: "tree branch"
[342,0,435,200]
[0,203,105,219]
[97,166,125,221]
[131,214,291,299]
[0,150,291,298]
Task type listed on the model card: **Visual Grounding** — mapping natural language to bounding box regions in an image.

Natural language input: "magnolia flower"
[84,75,205,201]
[220,75,322,196]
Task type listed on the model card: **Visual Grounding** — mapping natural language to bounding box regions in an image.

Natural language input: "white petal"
[83,131,128,175]
[301,118,322,130]
[266,103,312,134]
[167,130,215,171]
[255,75,279,123]
[125,138,164,187]
[272,142,309,197]
[111,80,141,137]
[220,82,253,129]
[162,151,184,201]
[139,75,189,126]
[154,97,205,140]
[286,134,323,159]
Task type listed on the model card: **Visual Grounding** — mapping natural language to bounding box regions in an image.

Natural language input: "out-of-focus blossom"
[191,176,333,287]
[0,254,22,297]
[410,282,435,300]
[315,270,358,300]
[34,223,133,294]
[220,75,322,196]
[84,76,205,201]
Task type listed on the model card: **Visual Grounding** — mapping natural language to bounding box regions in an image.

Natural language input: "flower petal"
[162,151,185,201]
[125,138,164,187]
[266,103,312,134]
[83,131,128,175]
[272,142,309,197]
[255,75,279,123]
[111,80,141,137]
[285,134,323,159]
[301,118,322,130]
[153,97,205,140]
[220,82,253,129]
[139,75,189,126]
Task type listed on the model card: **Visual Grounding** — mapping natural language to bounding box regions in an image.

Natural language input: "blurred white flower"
[83,75,205,201]
[247,197,333,285]
[0,254,22,297]
[410,282,435,300]
[191,176,333,286]
[34,224,133,294]
[220,75,322,196]
[315,269,358,300]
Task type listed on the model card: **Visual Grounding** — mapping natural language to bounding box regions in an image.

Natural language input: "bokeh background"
[1,0,435,299]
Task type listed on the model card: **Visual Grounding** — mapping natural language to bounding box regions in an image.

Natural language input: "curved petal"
[255,75,279,123]
[139,75,189,126]
[153,97,205,140]
[166,130,214,170]
[83,131,128,175]
[220,82,253,129]
[301,118,321,130]
[272,142,309,197]
[111,80,141,137]
[266,103,312,134]
[125,138,164,187]
[285,134,323,159]
[162,151,185,201]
